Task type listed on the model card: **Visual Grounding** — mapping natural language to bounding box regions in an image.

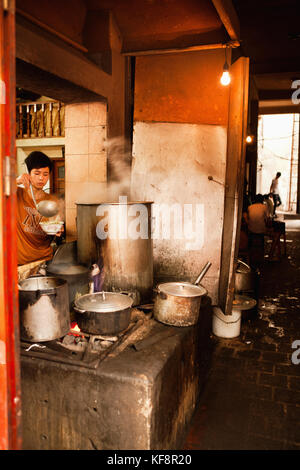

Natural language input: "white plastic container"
[212,306,241,338]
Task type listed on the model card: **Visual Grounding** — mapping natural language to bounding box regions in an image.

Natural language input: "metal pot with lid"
[74,291,134,335]
[19,276,70,342]
[153,262,210,327]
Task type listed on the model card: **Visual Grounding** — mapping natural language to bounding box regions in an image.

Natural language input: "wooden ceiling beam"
[211,0,240,41]
[15,19,112,100]
[258,89,295,101]
[251,61,300,75]
[16,8,88,53]
[122,40,239,56]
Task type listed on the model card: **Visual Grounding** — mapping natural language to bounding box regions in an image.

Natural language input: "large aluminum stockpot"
[74,291,134,335]
[76,201,153,304]
[19,276,70,342]
[154,281,207,327]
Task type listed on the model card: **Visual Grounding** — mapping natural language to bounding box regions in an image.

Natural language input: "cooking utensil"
[234,259,255,293]
[74,291,134,335]
[18,276,70,342]
[153,262,211,327]
[37,199,59,218]
[29,181,59,218]
[194,261,212,284]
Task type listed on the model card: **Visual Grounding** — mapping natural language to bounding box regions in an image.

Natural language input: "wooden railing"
[16,101,65,139]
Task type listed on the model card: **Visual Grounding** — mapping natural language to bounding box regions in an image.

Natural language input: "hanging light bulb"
[221,63,231,86]
[220,46,231,86]
[246,135,253,144]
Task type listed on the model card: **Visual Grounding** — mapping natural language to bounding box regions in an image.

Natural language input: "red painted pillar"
[0,0,22,450]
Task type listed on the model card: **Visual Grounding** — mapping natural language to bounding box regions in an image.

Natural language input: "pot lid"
[74,292,133,313]
[236,260,251,273]
[158,282,207,298]
[47,263,89,275]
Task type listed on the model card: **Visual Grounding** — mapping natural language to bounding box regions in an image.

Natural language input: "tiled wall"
[65,102,107,238]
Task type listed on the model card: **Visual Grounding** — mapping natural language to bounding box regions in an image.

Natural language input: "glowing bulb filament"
[221,70,231,86]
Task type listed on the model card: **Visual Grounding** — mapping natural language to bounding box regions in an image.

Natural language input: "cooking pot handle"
[237,259,251,270]
[153,288,167,300]
[159,291,167,300]
[73,306,86,314]
[35,289,57,300]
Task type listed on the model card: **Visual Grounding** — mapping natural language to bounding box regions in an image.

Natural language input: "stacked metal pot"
[19,200,211,342]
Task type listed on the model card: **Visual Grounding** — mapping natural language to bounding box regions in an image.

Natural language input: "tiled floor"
[183,215,300,450]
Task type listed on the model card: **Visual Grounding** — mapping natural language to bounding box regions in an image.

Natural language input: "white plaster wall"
[131,121,227,304]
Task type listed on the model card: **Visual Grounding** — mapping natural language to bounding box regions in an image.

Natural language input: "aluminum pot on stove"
[74,291,134,335]
[19,276,70,342]
[153,282,207,327]
[153,262,211,327]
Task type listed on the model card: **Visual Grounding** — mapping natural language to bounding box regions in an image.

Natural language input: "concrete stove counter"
[21,297,213,450]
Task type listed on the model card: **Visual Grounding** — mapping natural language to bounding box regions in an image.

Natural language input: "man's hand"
[54,230,63,238]
[17,173,31,190]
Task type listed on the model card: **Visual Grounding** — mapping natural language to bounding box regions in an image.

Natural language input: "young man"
[270,172,282,216]
[16,151,61,266]
[245,194,269,269]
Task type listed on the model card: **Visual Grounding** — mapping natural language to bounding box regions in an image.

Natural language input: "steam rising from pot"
[75,137,132,204]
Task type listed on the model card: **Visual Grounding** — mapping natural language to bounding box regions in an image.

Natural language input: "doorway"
[256,113,299,213]
[50,157,65,195]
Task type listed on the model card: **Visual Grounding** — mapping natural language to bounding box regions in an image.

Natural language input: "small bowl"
[39,221,64,235]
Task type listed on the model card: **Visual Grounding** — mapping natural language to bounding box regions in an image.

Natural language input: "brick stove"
[20,298,213,450]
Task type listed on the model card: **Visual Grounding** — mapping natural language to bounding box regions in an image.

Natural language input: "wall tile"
[65,154,88,183]
[65,208,77,239]
[65,127,88,154]
[88,102,107,127]
[65,181,107,208]
[88,126,106,154]
[65,103,89,128]
[88,154,107,182]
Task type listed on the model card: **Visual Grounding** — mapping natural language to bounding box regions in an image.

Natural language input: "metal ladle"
[29,182,59,217]
[194,261,212,285]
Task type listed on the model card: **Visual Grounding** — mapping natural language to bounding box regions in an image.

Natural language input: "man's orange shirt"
[17,187,53,265]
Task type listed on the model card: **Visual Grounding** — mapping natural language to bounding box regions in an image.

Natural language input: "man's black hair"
[25,151,53,173]
[254,194,264,204]
[276,172,281,178]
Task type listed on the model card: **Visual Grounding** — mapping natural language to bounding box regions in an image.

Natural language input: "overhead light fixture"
[220,45,231,86]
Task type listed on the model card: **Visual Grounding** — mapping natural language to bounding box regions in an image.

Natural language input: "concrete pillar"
[64,102,107,239]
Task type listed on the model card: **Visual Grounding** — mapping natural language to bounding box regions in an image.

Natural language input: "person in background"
[16,151,62,266]
[270,172,282,217]
[245,194,269,269]
[263,193,274,218]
